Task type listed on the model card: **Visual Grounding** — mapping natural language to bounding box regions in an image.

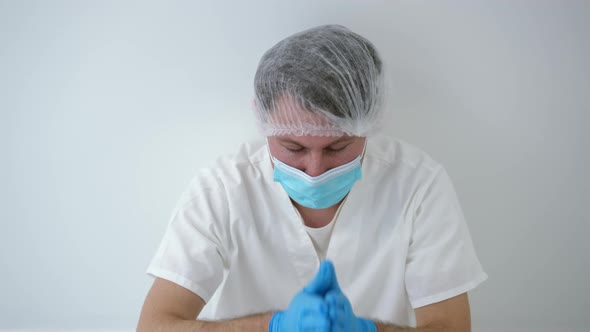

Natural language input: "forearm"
[375,322,466,332]
[138,312,272,332]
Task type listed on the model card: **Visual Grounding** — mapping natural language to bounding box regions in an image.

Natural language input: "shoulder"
[366,135,443,179]
[176,140,270,208]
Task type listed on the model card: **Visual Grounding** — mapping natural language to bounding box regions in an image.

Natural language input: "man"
[138,25,487,331]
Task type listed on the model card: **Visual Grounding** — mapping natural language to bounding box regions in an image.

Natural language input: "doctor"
[138,25,486,331]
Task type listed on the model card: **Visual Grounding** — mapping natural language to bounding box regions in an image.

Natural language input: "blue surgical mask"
[269,143,365,209]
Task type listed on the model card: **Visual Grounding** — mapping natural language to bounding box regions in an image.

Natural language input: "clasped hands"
[269,260,376,332]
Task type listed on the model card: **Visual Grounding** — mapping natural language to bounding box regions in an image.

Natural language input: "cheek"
[269,147,306,168]
[332,142,365,165]
[328,152,358,167]
[277,154,301,167]
[291,153,356,172]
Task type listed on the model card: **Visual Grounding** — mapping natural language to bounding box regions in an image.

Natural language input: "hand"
[321,261,377,332]
[269,261,333,332]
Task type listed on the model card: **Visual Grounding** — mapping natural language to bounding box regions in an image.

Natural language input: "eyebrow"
[277,137,354,147]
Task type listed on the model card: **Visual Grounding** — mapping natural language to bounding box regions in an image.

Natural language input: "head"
[254,25,382,174]
[254,25,383,137]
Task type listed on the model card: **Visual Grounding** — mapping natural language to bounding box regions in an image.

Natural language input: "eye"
[285,146,305,153]
[325,144,349,153]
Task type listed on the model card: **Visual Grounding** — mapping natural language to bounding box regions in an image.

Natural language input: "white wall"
[1,1,588,331]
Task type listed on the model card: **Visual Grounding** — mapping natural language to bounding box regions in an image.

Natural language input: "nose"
[303,150,328,177]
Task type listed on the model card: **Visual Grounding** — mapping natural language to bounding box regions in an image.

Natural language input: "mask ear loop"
[266,137,276,166]
[359,138,368,164]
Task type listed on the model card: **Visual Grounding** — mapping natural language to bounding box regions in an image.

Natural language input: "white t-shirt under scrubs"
[146,135,488,327]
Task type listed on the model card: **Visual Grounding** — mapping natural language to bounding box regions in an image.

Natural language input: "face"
[265,94,366,177]
[268,135,366,177]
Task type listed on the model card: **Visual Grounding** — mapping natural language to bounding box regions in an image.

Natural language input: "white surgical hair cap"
[253,25,384,137]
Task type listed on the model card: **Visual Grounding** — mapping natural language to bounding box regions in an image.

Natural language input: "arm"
[137,277,272,332]
[373,293,471,332]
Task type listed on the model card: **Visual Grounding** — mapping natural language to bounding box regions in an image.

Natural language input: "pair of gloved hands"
[269,260,376,332]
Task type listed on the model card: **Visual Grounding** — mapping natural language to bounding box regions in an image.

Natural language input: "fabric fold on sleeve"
[405,166,487,309]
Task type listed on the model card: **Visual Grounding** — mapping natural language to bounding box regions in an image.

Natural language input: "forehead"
[274,134,355,147]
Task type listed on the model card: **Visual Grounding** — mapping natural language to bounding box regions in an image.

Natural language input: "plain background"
[1,1,588,331]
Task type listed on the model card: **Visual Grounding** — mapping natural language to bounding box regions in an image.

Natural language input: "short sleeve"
[146,181,229,303]
[405,166,487,308]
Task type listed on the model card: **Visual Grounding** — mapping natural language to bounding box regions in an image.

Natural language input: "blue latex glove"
[321,261,377,332]
[269,261,333,332]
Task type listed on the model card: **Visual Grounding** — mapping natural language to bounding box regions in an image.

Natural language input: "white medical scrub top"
[146,135,487,326]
